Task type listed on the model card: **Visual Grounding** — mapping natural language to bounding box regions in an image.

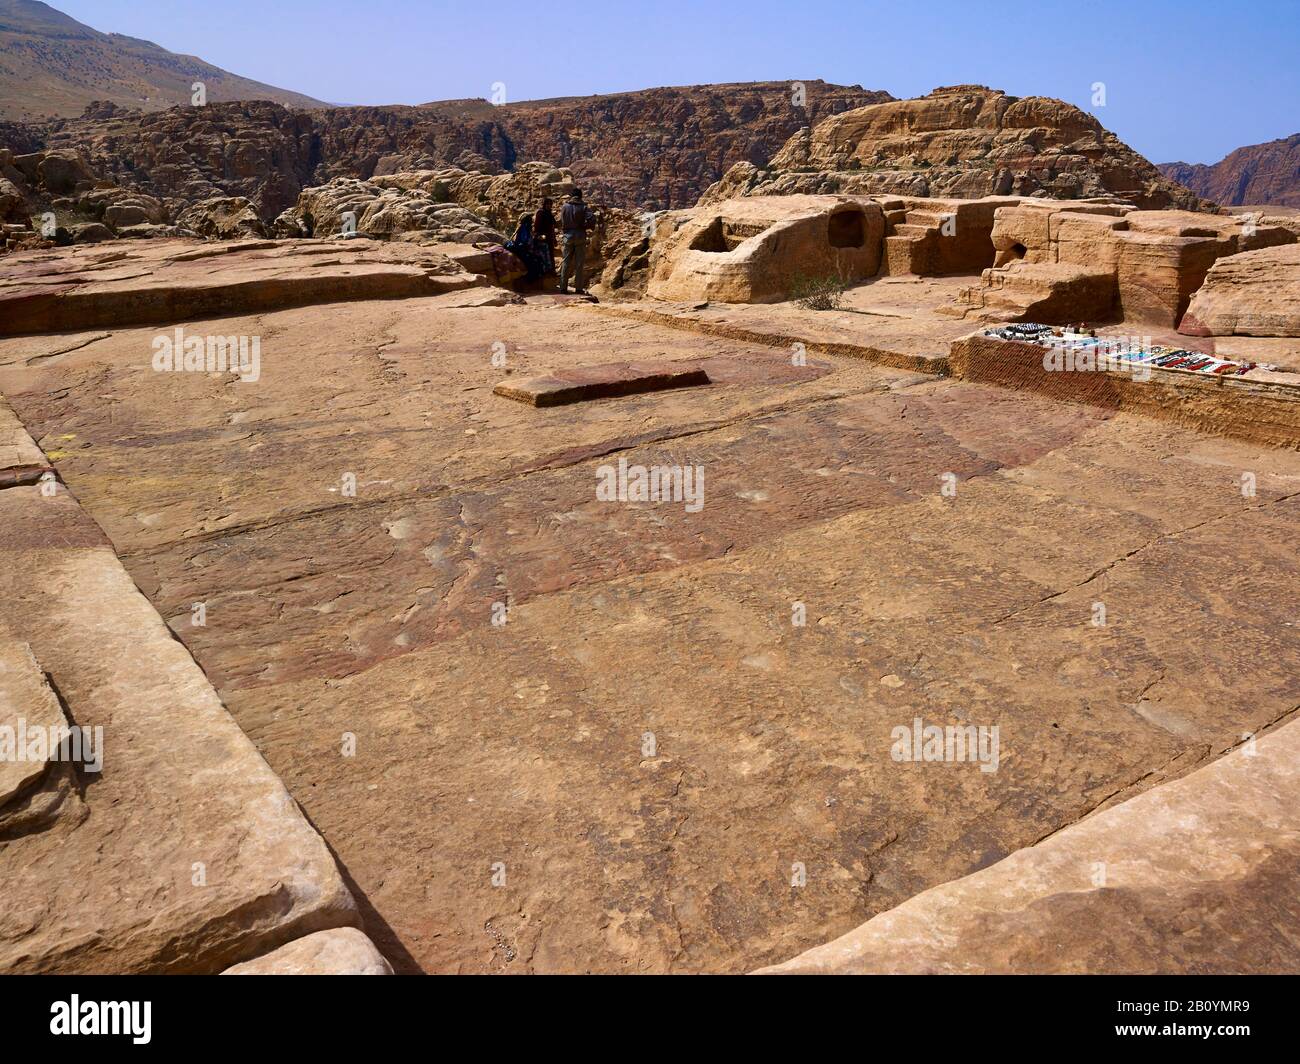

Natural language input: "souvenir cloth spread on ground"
[981,327,1254,376]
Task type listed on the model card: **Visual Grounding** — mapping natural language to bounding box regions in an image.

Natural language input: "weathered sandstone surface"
[0,237,486,335]
[222,928,394,975]
[762,718,1300,974]
[2,269,1296,972]
[0,399,368,973]
[1179,243,1300,337]
[954,201,1296,326]
[705,86,1203,211]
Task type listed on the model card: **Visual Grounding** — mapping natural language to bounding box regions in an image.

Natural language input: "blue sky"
[55,0,1300,164]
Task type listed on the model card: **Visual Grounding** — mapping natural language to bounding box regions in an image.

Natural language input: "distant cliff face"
[22,100,321,221]
[1,81,891,219]
[430,82,894,210]
[1160,134,1300,209]
[706,86,1204,210]
[2,82,1207,228]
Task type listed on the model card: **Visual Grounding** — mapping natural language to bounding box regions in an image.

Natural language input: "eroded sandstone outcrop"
[1179,243,1300,337]
[175,197,268,240]
[0,238,485,336]
[3,82,888,225]
[704,86,1205,211]
[272,176,503,244]
[647,195,884,303]
[0,144,187,250]
[953,200,1296,326]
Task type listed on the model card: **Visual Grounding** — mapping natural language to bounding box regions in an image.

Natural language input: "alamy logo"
[1041,336,1154,382]
[151,328,261,382]
[0,718,102,772]
[50,996,150,1044]
[596,457,704,513]
[890,716,1000,773]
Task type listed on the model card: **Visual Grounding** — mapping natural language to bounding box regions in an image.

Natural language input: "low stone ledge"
[591,304,948,374]
[949,333,1300,449]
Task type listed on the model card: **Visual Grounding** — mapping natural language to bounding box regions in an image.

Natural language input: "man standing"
[533,197,557,275]
[558,189,595,294]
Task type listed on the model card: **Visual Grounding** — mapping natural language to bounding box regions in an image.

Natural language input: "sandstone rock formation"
[451,82,893,210]
[647,195,884,303]
[175,196,268,240]
[272,176,503,244]
[704,86,1204,211]
[1161,133,1300,209]
[37,100,322,221]
[2,82,888,224]
[0,143,189,248]
[1178,243,1300,337]
[0,237,486,336]
[377,161,577,233]
[269,163,641,292]
[3,282,1297,973]
[0,403,365,972]
[954,200,1296,326]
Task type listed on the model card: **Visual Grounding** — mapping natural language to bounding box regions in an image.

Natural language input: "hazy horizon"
[48,0,1300,165]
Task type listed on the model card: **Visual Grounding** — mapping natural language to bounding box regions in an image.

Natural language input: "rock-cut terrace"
[0,206,1297,973]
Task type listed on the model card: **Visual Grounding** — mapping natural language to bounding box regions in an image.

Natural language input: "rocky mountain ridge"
[0,0,325,120]
[705,85,1203,211]
[1,81,889,217]
[1160,133,1300,209]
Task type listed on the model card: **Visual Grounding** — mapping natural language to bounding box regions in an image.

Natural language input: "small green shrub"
[790,270,851,311]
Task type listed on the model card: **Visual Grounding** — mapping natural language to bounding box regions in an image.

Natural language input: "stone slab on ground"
[493,360,711,406]
[759,716,1300,974]
[222,928,393,975]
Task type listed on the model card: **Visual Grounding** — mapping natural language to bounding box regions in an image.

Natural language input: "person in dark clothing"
[533,198,557,275]
[558,189,596,294]
[507,213,544,283]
